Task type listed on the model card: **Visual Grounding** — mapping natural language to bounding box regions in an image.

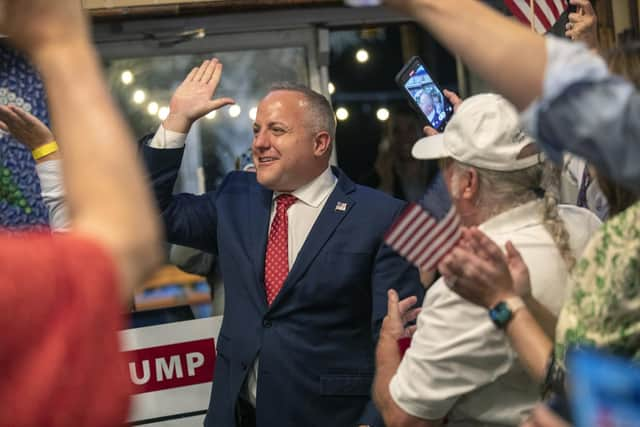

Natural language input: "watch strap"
[505,296,525,315]
[490,296,524,329]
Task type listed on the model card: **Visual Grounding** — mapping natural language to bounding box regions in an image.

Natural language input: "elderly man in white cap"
[373,94,601,427]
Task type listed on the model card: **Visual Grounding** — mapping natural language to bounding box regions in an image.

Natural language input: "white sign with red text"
[119,316,223,426]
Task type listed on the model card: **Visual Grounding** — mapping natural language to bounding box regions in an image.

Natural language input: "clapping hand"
[380,290,421,341]
[163,58,235,134]
[0,105,55,151]
[438,228,532,309]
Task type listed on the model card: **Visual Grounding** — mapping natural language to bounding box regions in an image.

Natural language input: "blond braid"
[540,161,576,271]
[452,159,576,270]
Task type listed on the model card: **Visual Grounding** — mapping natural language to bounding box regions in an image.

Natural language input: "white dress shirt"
[149,124,188,149]
[389,200,601,426]
[35,160,69,230]
[149,125,338,406]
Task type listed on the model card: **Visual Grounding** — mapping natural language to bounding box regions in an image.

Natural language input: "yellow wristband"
[32,141,58,160]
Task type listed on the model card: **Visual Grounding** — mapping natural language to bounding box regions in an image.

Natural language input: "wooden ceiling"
[84,0,344,17]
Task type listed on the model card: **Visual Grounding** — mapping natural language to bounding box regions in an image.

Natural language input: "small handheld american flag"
[504,0,569,34]
[384,176,462,272]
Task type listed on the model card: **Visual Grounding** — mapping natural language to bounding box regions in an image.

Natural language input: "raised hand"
[422,89,463,136]
[566,0,598,50]
[0,105,55,151]
[163,58,235,134]
[438,228,528,308]
[380,290,421,340]
[0,0,89,55]
[463,228,532,298]
[504,240,532,298]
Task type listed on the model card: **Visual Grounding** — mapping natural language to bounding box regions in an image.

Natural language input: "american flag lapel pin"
[335,202,348,212]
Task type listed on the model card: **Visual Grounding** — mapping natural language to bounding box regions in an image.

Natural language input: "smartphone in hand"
[567,2,578,14]
[395,56,454,132]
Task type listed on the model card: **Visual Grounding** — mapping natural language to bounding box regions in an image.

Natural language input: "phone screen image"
[397,58,453,132]
[569,349,640,427]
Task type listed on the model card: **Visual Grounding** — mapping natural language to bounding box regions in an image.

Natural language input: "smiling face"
[419,93,434,114]
[252,90,331,192]
[433,94,442,111]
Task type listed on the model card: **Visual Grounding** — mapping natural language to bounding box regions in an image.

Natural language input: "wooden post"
[531,0,536,31]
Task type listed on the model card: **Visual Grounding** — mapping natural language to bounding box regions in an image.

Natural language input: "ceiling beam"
[85,0,343,17]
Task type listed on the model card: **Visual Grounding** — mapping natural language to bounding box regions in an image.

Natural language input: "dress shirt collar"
[274,167,337,208]
[479,199,544,235]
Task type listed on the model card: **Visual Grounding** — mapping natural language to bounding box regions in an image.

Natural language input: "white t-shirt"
[389,200,601,426]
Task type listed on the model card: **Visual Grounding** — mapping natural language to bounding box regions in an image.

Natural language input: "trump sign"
[120,316,223,426]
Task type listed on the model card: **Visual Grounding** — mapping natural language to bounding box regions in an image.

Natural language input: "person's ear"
[313,131,332,158]
[461,167,479,201]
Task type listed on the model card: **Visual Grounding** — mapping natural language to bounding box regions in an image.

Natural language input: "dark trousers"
[235,398,256,427]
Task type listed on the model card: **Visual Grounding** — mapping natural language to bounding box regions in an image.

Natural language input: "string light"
[206,111,217,120]
[133,90,146,104]
[228,105,241,118]
[158,106,170,120]
[121,70,134,85]
[249,107,258,121]
[376,107,390,122]
[355,49,370,63]
[328,82,336,95]
[336,107,349,121]
[147,102,159,116]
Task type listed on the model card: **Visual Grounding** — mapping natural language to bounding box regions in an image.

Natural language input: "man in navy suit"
[142,58,423,427]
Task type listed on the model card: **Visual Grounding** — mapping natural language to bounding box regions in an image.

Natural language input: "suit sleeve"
[140,134,220,254]
[358,203,425,427]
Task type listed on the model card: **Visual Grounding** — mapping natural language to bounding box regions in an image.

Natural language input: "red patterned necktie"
[264,194,297,305]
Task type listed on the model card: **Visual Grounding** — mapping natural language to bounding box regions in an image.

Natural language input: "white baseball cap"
[411,93,542,171]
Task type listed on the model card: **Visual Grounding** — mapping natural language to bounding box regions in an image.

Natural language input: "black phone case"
[394,56,452,133]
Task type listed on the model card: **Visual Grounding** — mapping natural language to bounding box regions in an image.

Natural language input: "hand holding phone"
[395,56,454,132]
[565,0,598,48]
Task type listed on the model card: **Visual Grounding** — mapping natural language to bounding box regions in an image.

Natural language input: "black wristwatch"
[489,297,525,329]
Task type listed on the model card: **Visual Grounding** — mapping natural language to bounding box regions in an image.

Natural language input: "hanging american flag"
[384,177,462,272]
[504,0,569,34]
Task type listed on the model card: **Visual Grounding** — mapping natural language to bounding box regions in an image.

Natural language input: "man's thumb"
[387,289,399,317]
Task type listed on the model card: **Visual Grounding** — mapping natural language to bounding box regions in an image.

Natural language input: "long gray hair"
[451,158,576,270]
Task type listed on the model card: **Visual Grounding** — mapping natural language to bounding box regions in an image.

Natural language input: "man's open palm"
[164,58,235,133]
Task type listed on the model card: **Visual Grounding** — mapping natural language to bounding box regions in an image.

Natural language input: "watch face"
[489,302,512,328]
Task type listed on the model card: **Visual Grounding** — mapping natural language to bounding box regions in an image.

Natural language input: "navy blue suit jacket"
[142,143,424,427]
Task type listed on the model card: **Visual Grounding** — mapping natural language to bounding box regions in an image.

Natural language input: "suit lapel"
[269,168,356,310]
[248,182,273,312]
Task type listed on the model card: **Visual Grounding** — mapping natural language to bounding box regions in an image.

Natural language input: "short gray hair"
[267,82,337,141]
